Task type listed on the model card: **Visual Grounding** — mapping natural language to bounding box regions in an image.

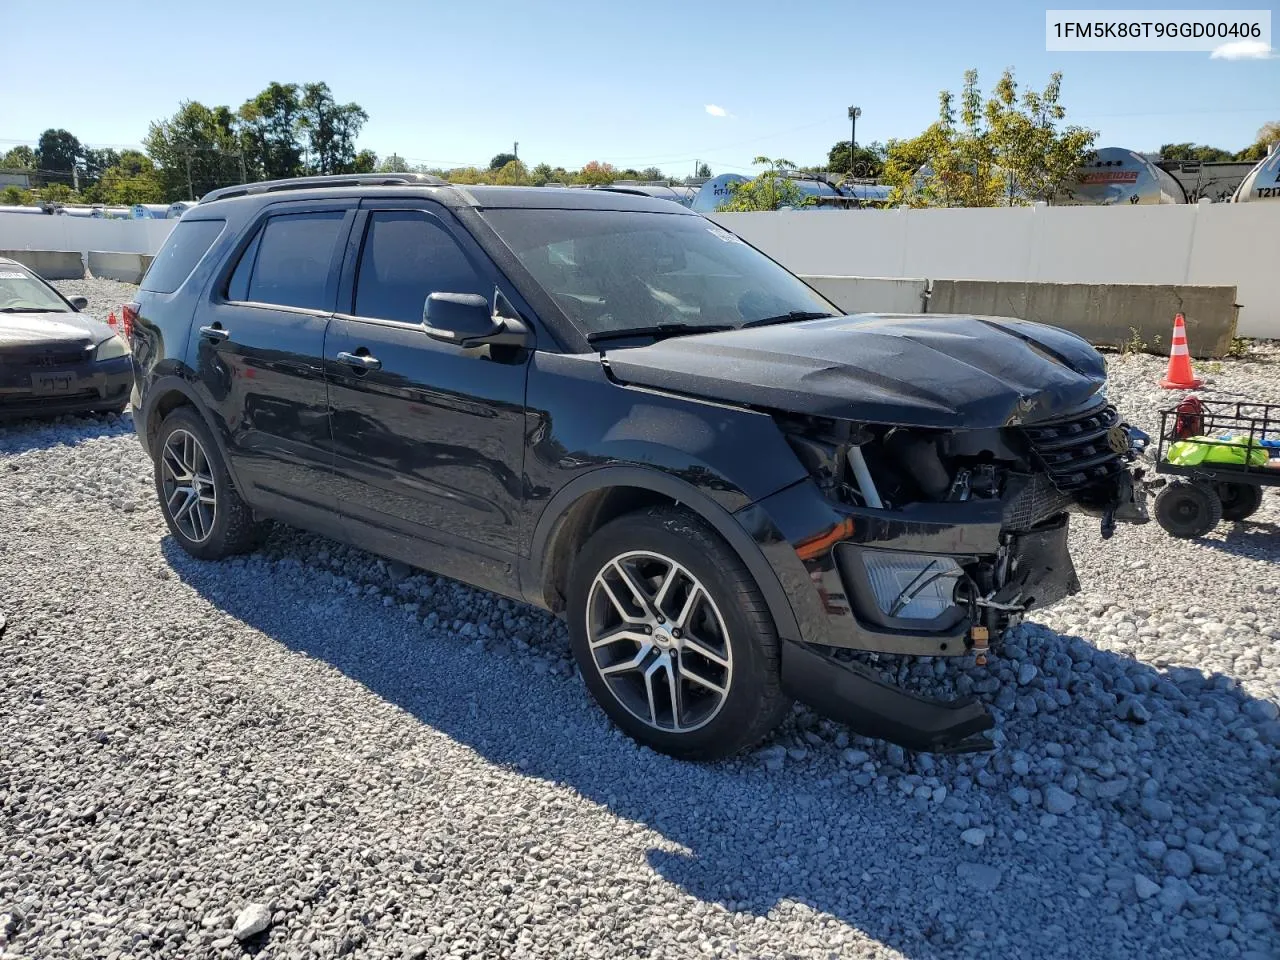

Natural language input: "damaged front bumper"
[735,415,1150,753]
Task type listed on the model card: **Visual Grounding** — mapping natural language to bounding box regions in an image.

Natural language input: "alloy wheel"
[160,428,217,543]
[585,550,734,733]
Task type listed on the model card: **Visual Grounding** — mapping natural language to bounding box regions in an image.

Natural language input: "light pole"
[847,106,861,175]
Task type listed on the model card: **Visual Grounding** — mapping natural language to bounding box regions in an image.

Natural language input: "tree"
[351,149,378,173]
[298,82,368,175]
[826,140,887,177]
[376,153,410,172]
[2,146,35,169]
[883,69,1096,207]
[1159,143,1234,162]
[696,162,711,178]
[493,160,529,185]
[1235,122,1280,162]
[81,147,121,190]
[639,166,664,181]
[91,150,165,205]
[36,129,82,186]
[238,82,304,181]
[144,101,242,200]
[1,186,32,205]
[576,160,617,185]
[716,157,811,211]
[489,152,517,170]
[529,162,554,186]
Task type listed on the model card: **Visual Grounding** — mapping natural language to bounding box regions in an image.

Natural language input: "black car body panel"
[129,179,1151,753]
[0,259,132,419]
[603,313,1108,429]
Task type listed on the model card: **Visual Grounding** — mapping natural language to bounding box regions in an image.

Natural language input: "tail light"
[122,302,139,339]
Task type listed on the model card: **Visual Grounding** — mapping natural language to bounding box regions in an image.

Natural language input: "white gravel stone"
[960,828,986,847]
[230,903,271,941]
[0,289,1275,959]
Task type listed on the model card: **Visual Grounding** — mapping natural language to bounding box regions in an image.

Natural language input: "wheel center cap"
[653,628,673,648]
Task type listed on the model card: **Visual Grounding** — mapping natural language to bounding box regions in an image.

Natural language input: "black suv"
[130,174,1148,759]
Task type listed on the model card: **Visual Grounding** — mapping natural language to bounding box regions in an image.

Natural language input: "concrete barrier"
[0,249,84,280]
[927,280,1238,358]
[801,276,929,315]
[88,250,154,284]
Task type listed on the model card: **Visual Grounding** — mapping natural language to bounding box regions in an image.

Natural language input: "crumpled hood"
[603,313,1109,429]
[0,311,111,349]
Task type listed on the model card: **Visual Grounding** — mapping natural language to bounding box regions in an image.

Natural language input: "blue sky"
[4,0,1277,174]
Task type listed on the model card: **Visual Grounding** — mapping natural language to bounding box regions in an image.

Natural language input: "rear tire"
[1154,480,1222,539]
[1217,481,1263,522]
[153,407,264,560]
[567,506,791,761]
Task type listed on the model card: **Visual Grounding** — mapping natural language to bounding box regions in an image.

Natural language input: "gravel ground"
[0,282,1277,960]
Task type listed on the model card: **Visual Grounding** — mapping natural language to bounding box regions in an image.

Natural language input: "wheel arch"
[138,376,246,493]
[523,467,801,644]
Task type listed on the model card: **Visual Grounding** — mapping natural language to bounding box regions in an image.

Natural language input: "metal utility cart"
[1152,397,1278,538]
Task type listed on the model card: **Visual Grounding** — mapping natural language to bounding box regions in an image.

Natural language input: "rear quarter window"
[140,219,226,294]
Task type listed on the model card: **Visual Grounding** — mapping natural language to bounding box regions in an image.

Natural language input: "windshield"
[482,209,837,339]
[0,268,71,313]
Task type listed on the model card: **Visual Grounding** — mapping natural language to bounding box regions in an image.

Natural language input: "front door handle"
[199,324,229,342]
[336,351,382,371]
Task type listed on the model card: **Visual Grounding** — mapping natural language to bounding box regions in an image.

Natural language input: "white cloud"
[705,104,729,118]
[1209,40,1276,60]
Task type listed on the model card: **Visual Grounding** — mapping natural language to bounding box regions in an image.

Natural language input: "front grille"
[1003,472,1074,531]
[1019,404,1125,492]
[8,348,90,368]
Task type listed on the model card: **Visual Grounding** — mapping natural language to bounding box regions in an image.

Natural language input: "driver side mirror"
[70,296,88,311]
[423,292,533,350]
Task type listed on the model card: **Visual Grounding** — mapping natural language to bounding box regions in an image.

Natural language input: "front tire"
[567,506,791,760]
[1154,480,1222,539]
[153,407,263,560]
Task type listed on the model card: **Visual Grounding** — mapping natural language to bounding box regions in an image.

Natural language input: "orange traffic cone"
[1160,314,1201,389]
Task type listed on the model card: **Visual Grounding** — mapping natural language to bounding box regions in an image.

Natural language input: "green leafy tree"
[883,69,1096,207]
[2,146,35,169]
[238,82,305,181]
[716,157,812,211]
[529,162,554,186]
[493,160,529,185]
[1235,122,1280,162]
[826,141,887,177]
[298,82,369,175]
[37,182,80,204]
[91,150,165,204]
[696,162,711,178]
[639,166,664,181]
[1,186,32,205]
[375,153,409,172]
[35,129,82,187]
[144,101,242,200]
[1159,142,1234,163]
[575,160,617,185]
[489,152,517,170]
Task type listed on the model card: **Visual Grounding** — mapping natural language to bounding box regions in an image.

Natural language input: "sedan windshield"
[0,269,71,313]
[482,209,837,339]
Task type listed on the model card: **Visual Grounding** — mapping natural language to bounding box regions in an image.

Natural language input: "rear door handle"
[336,351,382,371]
[199,324,229,342]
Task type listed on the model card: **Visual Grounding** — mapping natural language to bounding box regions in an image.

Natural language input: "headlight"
[95,335,128,361]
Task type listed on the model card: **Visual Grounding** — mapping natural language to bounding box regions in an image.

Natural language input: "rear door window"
[353,211,489,324]
[243,211,347,311]
[140,219,226,294]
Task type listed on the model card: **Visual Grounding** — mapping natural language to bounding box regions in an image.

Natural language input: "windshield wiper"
[0,307,66,314]
[587,322,735,344]
[741,310,837,328]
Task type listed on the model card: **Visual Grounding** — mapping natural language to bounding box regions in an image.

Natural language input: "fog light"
[861,551,962,620]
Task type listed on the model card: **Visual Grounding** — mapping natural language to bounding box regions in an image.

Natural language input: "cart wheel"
[1217,482,1264,522]
[1155,481,1223,538]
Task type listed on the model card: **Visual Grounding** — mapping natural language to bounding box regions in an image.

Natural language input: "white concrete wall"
[713,204,1279,338]
[0,213,175,258]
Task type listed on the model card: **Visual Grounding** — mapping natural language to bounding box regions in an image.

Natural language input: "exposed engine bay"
[775,401,1150,656]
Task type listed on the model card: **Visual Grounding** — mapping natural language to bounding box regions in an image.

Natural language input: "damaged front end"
[739,399,1149,752]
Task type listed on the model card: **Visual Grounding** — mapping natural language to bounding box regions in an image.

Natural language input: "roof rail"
[200,173,447,204]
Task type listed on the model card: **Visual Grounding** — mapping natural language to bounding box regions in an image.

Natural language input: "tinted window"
[225,227,263,302]
[353,211,488,323]
[140,219,226,294]
[246,211,346,311]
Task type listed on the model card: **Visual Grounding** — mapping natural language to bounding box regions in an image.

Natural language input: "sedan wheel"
[160,428,217,543]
